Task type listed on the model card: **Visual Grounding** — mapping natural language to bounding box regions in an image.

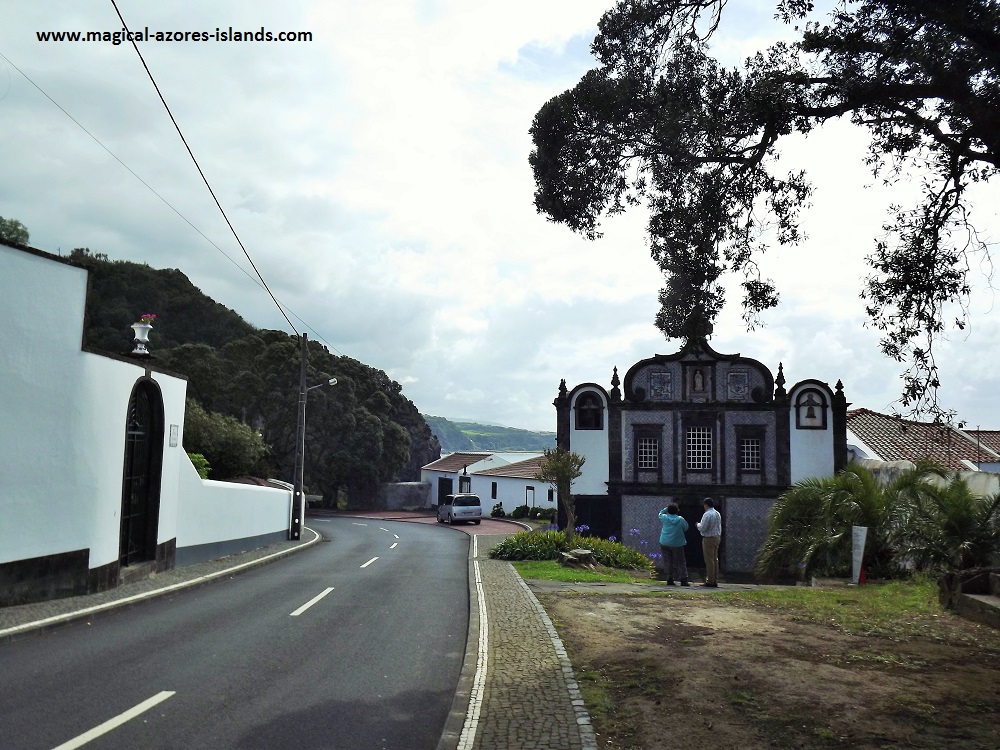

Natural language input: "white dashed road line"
[360,557,379,568]
[390,543,398,549]
[53,691,175,749]
[290,587,335,617]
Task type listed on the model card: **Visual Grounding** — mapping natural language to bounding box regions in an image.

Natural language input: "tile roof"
[476,455,548,479]
[422,452,493,472]
[846,408,1000,471]
[965,430,1000,458]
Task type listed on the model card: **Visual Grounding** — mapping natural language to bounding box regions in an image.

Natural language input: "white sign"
[851,526,868,584]
[169,424,179,447]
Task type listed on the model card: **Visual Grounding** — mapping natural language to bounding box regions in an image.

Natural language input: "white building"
[0,238,294,605]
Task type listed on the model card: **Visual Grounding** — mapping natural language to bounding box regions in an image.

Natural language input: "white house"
[0,238,294,605]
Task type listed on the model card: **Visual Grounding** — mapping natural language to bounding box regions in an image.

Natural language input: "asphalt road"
[0,518,471,750]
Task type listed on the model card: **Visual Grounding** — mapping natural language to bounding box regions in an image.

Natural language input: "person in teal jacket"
[658,503,690,586]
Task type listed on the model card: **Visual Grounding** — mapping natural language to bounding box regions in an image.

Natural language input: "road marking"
[351,522,368,527]
[393,533,399,539]
[379,527,389,532]
[360,557,379,568]
[53,691,175,749]
[312,519,331,523]
[290,587,334,617]
[390,542,398,549]
[458,535,488,750]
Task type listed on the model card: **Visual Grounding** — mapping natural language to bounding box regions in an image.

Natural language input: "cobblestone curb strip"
[0,527,322,643]
[513,574,598,750]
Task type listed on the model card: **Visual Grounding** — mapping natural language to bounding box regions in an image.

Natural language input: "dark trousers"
[660,544,688,581]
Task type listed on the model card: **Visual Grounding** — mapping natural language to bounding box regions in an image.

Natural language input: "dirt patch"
[538,592,1000,750]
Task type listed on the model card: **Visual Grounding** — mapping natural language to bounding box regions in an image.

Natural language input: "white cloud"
[2,1,998,433]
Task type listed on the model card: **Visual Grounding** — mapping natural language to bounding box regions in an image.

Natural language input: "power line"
[110,0,298,335]
[0,50,345,357]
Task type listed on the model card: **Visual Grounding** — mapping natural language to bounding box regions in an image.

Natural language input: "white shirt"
[697,507,722,537]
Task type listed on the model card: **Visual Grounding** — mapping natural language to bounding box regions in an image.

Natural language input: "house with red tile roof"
[846,408,1000,472]
[420,452,546,509]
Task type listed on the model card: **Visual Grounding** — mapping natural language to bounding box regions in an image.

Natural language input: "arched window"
[795,389,828,430]
[574,392,603,430]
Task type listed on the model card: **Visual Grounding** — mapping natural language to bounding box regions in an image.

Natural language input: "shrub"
[489,530,654,571]
[188,452,211,479]
[491,502,506,518]
[533,507,556,521]
[510,504,531,519]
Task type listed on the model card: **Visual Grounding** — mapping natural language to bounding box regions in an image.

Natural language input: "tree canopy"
[534,447,586,542]
[72,252,440,506]
[0,216,30,245]
[529,0,999,419]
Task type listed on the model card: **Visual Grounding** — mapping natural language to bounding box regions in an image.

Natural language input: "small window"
[740,438,761,471]
[575,392,603,430]
[637,437,659,469]
[491,481,497,499]
[459,476,471,493]
[547,488,554,502]
[686,426,712,470]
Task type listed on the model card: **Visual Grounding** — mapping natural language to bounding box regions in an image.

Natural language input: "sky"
[2,1,998,432]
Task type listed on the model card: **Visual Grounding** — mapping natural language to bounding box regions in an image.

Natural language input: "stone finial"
[774,362,787,400]
[610,367,621,401]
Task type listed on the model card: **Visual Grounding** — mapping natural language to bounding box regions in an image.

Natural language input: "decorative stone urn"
[131,323,152,354]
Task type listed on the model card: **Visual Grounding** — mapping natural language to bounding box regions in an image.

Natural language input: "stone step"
[118,560,156,586]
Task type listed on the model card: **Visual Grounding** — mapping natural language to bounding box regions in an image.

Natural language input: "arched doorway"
[119,380,165,568]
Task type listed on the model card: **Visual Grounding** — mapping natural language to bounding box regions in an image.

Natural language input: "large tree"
[0,216,30,245]
[530,0,999,419]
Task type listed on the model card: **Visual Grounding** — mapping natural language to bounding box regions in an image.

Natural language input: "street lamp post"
[289,331,338,540]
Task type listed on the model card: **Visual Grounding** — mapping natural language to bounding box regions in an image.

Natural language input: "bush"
[533,507,556,521]
[510,504,531,519]
[489,530,654,571]
[188,452,211,479]
[491,502,506,518]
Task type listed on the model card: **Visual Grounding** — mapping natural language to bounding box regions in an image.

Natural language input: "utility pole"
[290,333,308,540]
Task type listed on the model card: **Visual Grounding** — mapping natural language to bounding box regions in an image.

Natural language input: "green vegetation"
[187,452,211,479]
[512,560,651,584]
[490,530,654,571]
[534,447,586,542]
[720,578,956,639]
[0,216,30,245]
[756,463,1000,580]
[182,398,268,480]
[65,250,440,504]
[529,0,1000,419]
[422,414,555,452]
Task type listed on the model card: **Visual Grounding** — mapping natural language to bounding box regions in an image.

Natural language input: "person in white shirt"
[697,497,722,587]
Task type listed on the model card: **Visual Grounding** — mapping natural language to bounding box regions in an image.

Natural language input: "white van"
[437,494,482,525]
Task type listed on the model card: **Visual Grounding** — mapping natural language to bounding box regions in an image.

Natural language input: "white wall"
[1,244,285,585]
[471,474,557,515]
[788,383,836,484]
[0,247,188,569]
[569,390,609,495]
[175,457,291,552]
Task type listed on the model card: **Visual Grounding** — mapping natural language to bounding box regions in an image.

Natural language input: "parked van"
[437,493,482,525]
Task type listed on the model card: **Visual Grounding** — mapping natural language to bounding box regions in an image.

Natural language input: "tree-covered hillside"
[69,249,440,506]
[423,415,556,453]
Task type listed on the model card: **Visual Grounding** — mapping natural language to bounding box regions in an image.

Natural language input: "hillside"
[423,415,556,453]
[68,249,440,500]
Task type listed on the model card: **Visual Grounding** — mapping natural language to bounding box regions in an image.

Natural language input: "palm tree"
[755,463,935,580]
[897,475,1000,571]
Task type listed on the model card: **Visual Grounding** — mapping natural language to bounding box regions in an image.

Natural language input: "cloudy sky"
[3,1,998,432]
